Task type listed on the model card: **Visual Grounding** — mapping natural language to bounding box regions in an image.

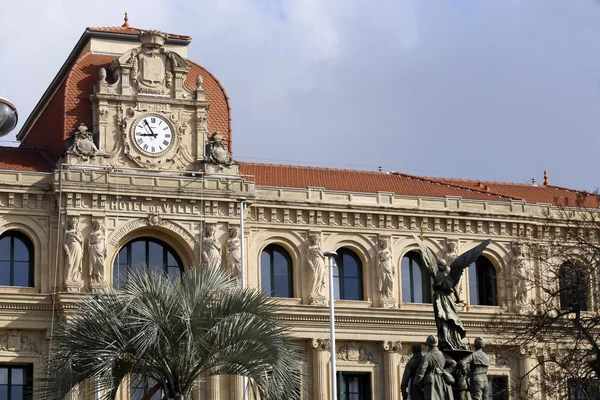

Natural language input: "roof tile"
[0,147,54,172]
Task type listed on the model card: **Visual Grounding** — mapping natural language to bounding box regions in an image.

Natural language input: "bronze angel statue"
[413,235,491,353]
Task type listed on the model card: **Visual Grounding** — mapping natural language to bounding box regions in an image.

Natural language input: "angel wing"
[412,234,438,277]
[448,240,491,285]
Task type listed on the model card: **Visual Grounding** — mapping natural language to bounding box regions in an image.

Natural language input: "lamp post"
[237,197,247,400]
[324,251,338,400]
[0,97,18,137]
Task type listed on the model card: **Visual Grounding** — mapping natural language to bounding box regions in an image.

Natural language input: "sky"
[0,0,599,190]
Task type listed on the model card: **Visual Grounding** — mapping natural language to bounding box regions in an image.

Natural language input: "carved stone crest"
[337,341,376,363]
[147,212,162,226]
[67,123,99,160]
[0,331,40,354]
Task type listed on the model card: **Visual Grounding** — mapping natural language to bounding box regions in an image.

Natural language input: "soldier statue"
[401,343,424,400]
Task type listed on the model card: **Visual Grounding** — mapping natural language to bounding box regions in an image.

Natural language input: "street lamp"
[237,197,247,400]
[324,251,338,400]
[0,98,18,137]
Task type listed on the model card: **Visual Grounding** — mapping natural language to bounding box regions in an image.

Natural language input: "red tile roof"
[239,163,598,207]
[21,51,231,160]
[86,26,191,41]
[240,163,513,202]
[0,147,54,172]
[422,177,600,208]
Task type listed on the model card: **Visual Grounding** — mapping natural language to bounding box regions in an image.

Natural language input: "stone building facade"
[0,21,587,400]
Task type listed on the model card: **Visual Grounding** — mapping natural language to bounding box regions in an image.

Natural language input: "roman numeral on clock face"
[143,144,149,150]
[137,138,143,145]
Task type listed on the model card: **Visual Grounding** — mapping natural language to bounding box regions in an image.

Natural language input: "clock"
[132,115,174,155]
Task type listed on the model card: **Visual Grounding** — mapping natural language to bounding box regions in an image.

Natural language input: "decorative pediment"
[108,31,190,97]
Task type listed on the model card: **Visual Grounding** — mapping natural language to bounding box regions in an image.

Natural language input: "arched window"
[334,248,363,301]
[468,256,498,306]
[401,251,432,303]
[261,244,293,298]
[113,238,183,288]
[0,231,34,287]
[559,262,587,311]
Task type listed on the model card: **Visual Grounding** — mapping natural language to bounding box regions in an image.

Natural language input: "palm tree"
[41,266,303,400]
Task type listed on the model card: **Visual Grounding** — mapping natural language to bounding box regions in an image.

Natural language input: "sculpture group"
[400,236,492,400]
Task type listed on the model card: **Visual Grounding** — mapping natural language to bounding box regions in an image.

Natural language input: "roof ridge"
[422,175,536,187]
[390,171,518,200]
[240,161,385,174]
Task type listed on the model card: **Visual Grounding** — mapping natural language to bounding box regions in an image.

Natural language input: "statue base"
[89,281,106,293]
[380,297,397,308]
[64,280,84,293]
[310,294,327,306]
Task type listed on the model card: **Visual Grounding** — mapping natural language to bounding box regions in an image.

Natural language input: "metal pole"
[324,251,338,400]
[237,197,247,400]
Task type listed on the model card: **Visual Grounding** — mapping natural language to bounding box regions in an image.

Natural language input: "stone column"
[383,341,402,400]
[519,349,541,400]
[312,338,332,400]
[230,376,244,400]
[208,375,220,400]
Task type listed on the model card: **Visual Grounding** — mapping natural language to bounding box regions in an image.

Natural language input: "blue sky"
[1,0,599,190]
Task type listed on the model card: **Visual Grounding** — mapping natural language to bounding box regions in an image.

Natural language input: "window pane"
[148,241,163,270]
[11,368,23,385]
[344,277,360,300]
[419,263,432,303]
[0,368,7,384]
[272,250,291,298]
[469,263,479,305]
[13,238,29,262]
[0,262,10,286]
[131,241,146,268]
[401,256,412,303]
[0,387,7,399]
[11,385,24,399]
[13,262,31,287]
[343,254,358,277]
[167,252,177,267]
[0,237,10,261]
[261,251,272,295]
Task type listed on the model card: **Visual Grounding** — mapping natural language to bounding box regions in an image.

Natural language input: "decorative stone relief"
[511,241,530,312]
[109,217,200,253]
[227,226,242,279]
[64,216,84,291]
[307,233,326,305]
[377,238,395,307]
[0,331,41,354]
[67,123,99,160]
[207,132,233,165]
[336,342,376,364]
[202,225,222,270]
[89,219,106,291]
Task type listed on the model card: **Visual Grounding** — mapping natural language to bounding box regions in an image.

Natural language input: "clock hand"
[143,120,158,138]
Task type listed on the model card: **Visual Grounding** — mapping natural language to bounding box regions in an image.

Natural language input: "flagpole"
[324,251,338,400]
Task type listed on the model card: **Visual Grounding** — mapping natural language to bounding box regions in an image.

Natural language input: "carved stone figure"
[202,225,222,270]
[99,67,107,84]
[511,241,529,309]
[378,238,394,298]
[64,217,84,284]
[401,343,424,400]
[466,337,490,400]
[414,235,491,351]
[414,335,454,400]
[227,227,242,278]
[307,234,326,297]
[89,219,106,284]
[207,132,232,165]
[67,123,99,160]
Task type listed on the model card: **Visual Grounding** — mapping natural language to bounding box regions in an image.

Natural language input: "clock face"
[133,116,174,154]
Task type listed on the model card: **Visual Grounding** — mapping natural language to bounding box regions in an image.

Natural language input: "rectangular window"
[0,365,33,400]
[131,374,163,400]
[337,372,371,400]
[567,378,600,400]
[488,376,508,400]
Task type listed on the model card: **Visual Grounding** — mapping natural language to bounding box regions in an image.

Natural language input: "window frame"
[260,244,294,298]
[334,248,364,301]
[336,371,371,400]
[113,237,184,288]
[0,364,34,400]
[0,231,34,288]
[401,251,432,304]
[559,263,588,312]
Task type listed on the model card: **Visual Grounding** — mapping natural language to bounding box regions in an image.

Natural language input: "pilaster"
[382,340,402,400]
[312,338,331,400]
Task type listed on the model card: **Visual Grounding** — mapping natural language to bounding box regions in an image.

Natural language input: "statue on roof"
[413,235,491,352]
[207,132,233,165]
[67,123,98,160]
